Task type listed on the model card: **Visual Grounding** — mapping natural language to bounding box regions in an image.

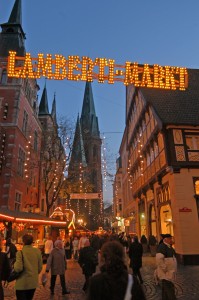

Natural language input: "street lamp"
[77,218,83,226]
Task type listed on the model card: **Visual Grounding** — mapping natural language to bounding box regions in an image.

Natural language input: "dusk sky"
[1,0,199,204]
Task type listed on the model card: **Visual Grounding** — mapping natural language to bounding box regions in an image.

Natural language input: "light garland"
[7,51,188,90]
[24,135,32,179]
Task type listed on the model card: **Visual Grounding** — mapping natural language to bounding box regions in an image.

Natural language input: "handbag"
[7,251,24,283]
[124,274,133,300]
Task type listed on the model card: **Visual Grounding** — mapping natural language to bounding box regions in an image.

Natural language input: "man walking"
[155,234,177,300]
[128,236,143,284]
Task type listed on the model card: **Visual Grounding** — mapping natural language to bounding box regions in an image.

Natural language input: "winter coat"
[128,241,143,269]
[0,251,10,281]
[6,243,17,260]
[46,248,66,275]
[155,242,177,282]
[78,246,97,276]
[14,245,42,290]
[86,271,146,300]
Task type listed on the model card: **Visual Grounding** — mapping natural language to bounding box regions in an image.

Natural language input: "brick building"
[0,0,66,239]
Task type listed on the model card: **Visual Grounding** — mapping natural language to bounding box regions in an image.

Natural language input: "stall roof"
[0,207,67,226]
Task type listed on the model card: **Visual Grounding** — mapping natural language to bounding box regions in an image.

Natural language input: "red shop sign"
[179,207,192,212]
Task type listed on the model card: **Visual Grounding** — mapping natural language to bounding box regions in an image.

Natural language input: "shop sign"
[7,51,188,90]
[179,207,192,212]
[70,193,101,199]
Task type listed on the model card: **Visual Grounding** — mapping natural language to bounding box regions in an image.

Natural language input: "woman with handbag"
[14,234,43,300]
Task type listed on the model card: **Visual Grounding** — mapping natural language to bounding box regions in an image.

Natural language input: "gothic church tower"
[68,82,102,230]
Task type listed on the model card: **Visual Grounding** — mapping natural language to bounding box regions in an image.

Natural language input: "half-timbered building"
[118,69,199,264]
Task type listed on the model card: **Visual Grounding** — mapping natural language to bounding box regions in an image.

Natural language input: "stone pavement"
[4,254,199,300]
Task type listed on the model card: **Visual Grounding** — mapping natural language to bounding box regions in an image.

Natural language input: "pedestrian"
[86,240,146,300]
[128,236,143,284]
[78,239,98,292]
[0,237,11,300]
[44,235,54,259]
[72,236,79,260]
[64,235,72,259]
[46,239,70,295]
[5,238,17,266]
[155,234,177,300]
[14,234,43,300]
[78,233,88,250]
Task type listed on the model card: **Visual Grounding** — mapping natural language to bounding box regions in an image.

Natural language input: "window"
[22,110,28,136]
[93,145,97,160]
[34,130,38,152]
[41,198,45,212]
[1,70,7,84]
[186,135,199,150]
[154,141,159,158]
[15,192,22,211]
[17,148,25,177]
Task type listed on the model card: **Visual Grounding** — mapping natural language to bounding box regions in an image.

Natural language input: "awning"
[0,207,67,226]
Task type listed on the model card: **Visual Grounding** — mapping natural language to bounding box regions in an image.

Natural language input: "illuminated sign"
[70,193,101,199]
[6,51,188,90]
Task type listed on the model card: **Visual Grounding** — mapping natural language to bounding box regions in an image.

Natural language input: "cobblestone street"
[4,255,199,300]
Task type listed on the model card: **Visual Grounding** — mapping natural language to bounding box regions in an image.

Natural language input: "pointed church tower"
[0,0,26,57]
[39,85,49,115]
[51,93,57,126]
[80,82,102,194]
[69,114,87,171]
[80,82,100,137]
[68,82,102,230]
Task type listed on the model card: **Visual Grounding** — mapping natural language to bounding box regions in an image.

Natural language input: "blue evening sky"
[1,0,199,204]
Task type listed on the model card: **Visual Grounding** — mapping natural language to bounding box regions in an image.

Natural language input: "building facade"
[0,0,65,240]
[0,0,42,212]
[116,70,199,264]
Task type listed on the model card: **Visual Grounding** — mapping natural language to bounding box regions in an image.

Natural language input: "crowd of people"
[0,231,177,300]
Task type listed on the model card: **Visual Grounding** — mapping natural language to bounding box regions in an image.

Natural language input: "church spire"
[69,114,87,168]
[8,0,22,24]
[39,85,49,115]
[51,93,57,125]
[80,82,100,137]
[0,0,25,57]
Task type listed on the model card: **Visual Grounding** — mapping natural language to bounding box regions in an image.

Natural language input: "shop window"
[194,179,199,195]
[193,178,199,219]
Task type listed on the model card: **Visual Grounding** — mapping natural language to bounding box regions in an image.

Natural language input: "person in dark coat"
[128,236,143,284]
[6,238,17,265]
[86,240,146,300]
[0,237,11,300]
[78,239,98,292]
[46,240,70,295]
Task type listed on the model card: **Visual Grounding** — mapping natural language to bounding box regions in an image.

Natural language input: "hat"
[163,234,172,238]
